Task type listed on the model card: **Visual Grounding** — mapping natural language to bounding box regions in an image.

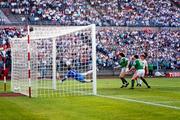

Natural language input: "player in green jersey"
[128,55,151,89]
[114,53,129,88]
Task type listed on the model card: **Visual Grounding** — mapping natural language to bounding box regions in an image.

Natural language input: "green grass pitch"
[0,77,180,120]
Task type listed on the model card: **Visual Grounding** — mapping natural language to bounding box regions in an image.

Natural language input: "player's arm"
[60,71,69,83]
[60,75,68,83]
[114,65,121,69]
[126,59,130,70]
[61,77,67,82]
[128,60,136,72]
[113,61,121,70]
[114,58,126,69]
[129,66,135,72]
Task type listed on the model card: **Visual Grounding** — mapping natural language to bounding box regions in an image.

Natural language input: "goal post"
[10,24,97,97]
[91,24,97,95]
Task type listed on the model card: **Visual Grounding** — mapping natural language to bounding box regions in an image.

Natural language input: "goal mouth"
[10,24,97,97]
[0,93,25,97]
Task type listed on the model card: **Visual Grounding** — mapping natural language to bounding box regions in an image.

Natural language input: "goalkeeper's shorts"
[75,75,85,82]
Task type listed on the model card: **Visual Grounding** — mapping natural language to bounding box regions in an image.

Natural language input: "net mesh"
[10,25,96,97]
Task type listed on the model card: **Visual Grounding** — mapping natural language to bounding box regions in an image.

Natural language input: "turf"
[0,77,180,120]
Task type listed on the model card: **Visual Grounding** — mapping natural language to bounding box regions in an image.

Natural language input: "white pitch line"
[97,94,180,110]
[152,85,180,88]
[156,101,180,103]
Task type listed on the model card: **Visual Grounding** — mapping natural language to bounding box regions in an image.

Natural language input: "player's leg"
[130,73,138,89]
[136,78,139,86]
[149,70,153,77]
[130,71,138,89]
[140,77,150,88]
[60,77,68,83]
[76,74,93,83]
[139,70,150,88]
[139,79,142,85]
[119,68,129,88]
[136,79,142,87]
[81,79,93,83]
[81,70,93,76]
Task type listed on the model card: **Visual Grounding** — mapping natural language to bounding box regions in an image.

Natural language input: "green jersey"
[133,59,144,70]
[119,57,128,68]
[148,63,153,71]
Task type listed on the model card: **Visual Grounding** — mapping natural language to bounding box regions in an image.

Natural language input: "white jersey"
[141,59,148,69]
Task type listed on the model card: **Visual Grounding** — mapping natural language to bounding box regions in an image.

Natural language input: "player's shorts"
[136,69,145,77]
[121,67,128,74]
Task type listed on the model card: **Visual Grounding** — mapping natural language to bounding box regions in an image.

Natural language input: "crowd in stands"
[89,0,180,26]
[0,27,26,78]
[96,27,180,71]
[37,32,92,77]
[1,26,179,76]
[0,0,179,77]
[0,0,179,26]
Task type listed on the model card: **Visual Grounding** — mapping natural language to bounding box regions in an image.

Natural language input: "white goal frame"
[10,24,97,97]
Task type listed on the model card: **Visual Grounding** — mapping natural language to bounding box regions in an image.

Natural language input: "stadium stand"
[0,0,179,26]
[88,0,180,26]
[0,27,179,72]
[96,27,179,70]
[0,27,26,79]
[0,0,179,77]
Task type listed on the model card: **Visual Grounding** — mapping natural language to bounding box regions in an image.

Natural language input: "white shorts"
[121,67,128,74]
[136,69,145,77]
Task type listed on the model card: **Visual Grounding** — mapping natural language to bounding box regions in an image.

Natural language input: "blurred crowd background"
[0,0,179,77]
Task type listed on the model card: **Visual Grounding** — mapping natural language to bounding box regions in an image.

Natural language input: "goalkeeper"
[60,66,93,83]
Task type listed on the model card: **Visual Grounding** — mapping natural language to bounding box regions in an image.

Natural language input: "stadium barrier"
[166,72,180,78]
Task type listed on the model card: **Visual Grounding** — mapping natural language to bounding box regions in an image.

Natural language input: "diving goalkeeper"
[60,66,93,83]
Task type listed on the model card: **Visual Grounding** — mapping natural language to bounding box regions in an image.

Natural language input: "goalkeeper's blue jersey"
[66,69,85,82]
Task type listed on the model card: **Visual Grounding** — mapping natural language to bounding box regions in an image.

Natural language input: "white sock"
[139,80,142,85]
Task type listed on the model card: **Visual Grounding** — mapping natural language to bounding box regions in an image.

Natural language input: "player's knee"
[120,74,124,78]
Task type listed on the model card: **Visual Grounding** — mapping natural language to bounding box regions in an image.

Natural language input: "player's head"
[119,52,125,57]
[67,66,72,71]
[134,55,139,59]
[140,54,145,60]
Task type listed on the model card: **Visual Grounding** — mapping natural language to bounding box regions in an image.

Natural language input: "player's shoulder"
[136,59,140,62]
[142,59,148,63]
[125,57,129,61]
[122,57,128,60]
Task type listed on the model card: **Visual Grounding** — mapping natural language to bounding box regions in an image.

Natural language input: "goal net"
[10,25,97,97]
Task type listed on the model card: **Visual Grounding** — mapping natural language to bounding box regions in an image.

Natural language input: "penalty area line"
[97,94,180,110]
